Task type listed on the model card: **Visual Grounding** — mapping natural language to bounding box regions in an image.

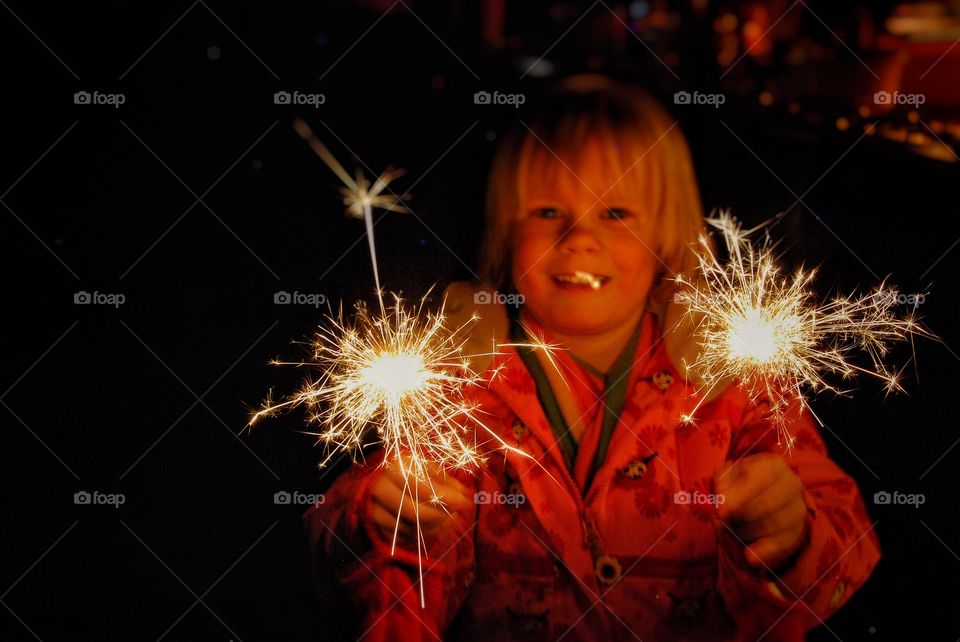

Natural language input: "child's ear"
[647,267,672,320]
[442,280,509,374]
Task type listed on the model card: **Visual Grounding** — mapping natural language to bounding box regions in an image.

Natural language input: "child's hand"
[369,457,474,544]
[715,453,809,569]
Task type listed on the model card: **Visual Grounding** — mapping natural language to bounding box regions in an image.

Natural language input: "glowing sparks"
[674,211,930,447]
[249,292,540,606]
[292,118,410,219]
[249,293,519,474]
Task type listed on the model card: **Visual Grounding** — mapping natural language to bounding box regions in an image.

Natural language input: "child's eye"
[602,208,631,220]
[533,207,562,219]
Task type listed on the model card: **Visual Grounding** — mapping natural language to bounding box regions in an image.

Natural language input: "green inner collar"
[509,311,644,494]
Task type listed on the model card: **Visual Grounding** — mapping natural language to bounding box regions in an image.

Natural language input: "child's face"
[511,141,660,339]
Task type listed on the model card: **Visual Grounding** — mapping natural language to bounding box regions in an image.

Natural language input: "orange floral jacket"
[304,311,880,641]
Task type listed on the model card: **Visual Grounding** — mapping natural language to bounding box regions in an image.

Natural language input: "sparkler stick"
[674,211,931,448]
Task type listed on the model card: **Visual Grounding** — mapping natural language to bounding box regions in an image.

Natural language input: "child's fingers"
[733,510,791,543]
[374,481,449,525]
[714,459,740,487]
[371,492,443,540]
[715,455,783,520]
[744,532,797,568]
[744,538,775,567]
[370,493,466,544]
[435,471,473,499]
[431,482,475,512]
[729,482,798,526]
[370,499,414,538]
[369,458,473,540]
[382,460,468,503]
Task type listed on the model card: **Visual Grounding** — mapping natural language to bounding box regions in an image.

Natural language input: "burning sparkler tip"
[677,211,929,444]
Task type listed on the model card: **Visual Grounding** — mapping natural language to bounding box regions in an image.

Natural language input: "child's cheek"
[510,231,549,293]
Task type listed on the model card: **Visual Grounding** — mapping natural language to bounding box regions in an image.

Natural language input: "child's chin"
[546,313,613,335]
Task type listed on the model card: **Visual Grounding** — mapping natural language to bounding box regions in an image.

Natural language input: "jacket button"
[595,555,623,586]
[652,370,674,390]
[512,418,529,441]
[621,460,647,479]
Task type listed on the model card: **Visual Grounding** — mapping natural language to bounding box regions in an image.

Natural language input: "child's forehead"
[522,141,638,202]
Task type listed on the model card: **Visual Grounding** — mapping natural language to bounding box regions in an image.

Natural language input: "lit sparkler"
[249,292,525,473]
[251,122,558,606]
[674,211,930,448]
[250,293,537,607]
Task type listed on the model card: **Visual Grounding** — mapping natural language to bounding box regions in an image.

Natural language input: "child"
[304,75,880,641]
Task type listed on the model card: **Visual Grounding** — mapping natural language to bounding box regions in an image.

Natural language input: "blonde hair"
[479,75,705,302]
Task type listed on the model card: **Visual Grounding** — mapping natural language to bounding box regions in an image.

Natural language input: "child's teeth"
[557,271,603,289]
[574,271,602,289]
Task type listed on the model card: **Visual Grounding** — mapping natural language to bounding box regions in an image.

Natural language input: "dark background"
[2,1,958,640]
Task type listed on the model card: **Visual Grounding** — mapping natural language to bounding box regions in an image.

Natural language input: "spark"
[674,211,932,447]
[292,118,409,299]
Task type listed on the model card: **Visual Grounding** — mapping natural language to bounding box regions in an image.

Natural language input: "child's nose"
[558,218,601,254]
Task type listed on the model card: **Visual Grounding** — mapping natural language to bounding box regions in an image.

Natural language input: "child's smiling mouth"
[552,271,609,290]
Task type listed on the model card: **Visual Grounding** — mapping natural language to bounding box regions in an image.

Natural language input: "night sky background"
[2,1,959,640]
